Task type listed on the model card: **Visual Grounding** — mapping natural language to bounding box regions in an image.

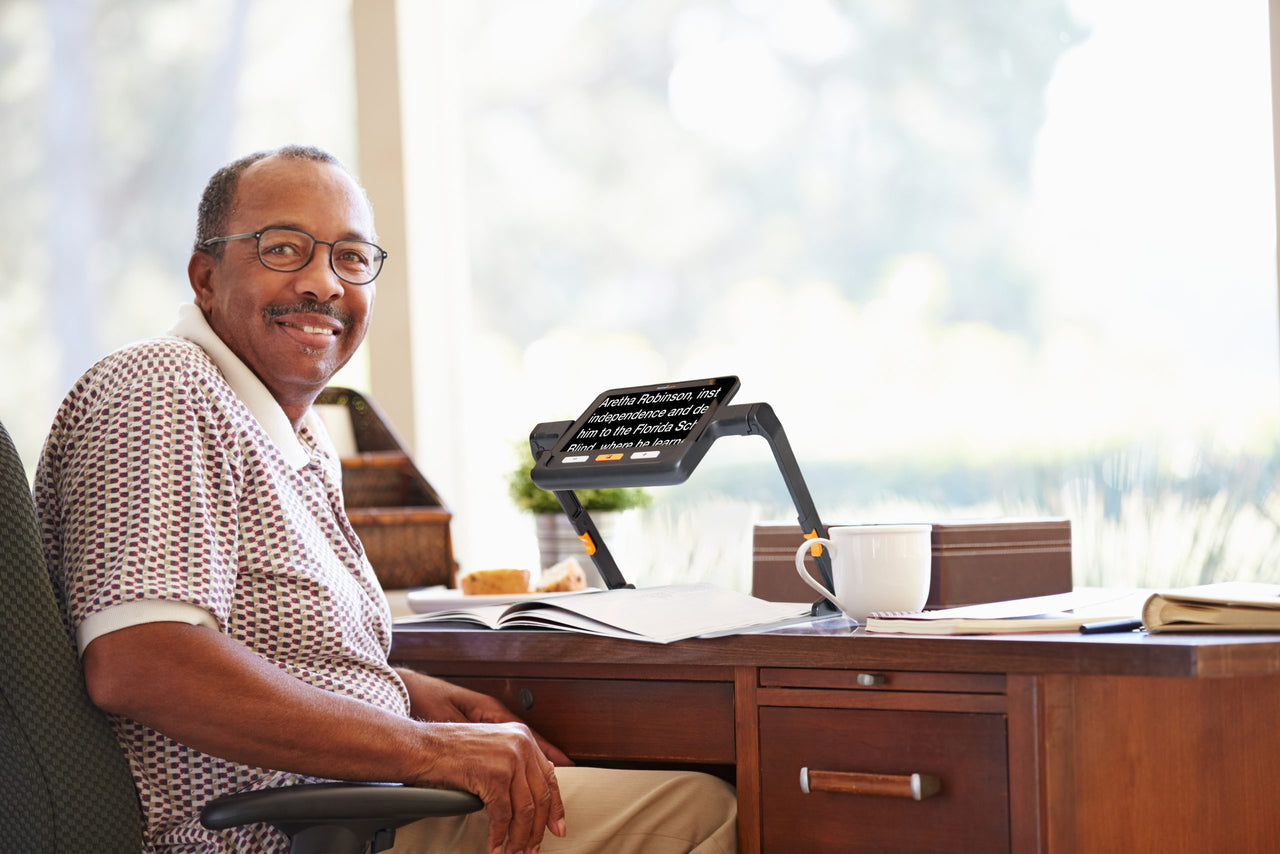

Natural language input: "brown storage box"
[315,387,456,590]
[752,519,1072,609]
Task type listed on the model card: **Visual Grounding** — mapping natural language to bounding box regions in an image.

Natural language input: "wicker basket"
[315,387,456,590]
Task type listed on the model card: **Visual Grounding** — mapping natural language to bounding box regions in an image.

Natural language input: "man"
[35,145,736,853]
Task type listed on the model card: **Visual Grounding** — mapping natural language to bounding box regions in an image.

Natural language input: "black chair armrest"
[201,781,484,854]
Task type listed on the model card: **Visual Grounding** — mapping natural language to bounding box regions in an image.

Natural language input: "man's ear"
[188,252,215,310]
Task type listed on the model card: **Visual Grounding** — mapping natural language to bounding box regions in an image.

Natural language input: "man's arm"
[84,622,566,854]
[394,668,573,768]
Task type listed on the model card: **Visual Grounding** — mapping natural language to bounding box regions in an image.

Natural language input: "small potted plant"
[507,446,651,572]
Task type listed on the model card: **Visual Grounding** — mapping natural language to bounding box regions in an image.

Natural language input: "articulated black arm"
[529,423,629,589]
[706,404,837,614]
[529,404,835,612]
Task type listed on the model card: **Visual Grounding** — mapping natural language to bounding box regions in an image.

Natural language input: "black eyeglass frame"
[198,227,388,285]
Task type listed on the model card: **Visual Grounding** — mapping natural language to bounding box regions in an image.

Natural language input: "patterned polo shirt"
[34,307,410,852]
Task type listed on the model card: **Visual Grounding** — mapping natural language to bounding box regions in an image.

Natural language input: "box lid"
[931,518,1071,552]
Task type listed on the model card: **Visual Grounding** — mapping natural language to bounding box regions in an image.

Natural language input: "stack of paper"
[863,589,1149,635]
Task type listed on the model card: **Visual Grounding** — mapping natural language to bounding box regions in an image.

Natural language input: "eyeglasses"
[199,226,388,285]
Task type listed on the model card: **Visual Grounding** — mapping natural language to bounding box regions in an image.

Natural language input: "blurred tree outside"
[0,0,355,470]
[435,0,1280,588]
[4,0,1278,590]
[464,0,1081,351]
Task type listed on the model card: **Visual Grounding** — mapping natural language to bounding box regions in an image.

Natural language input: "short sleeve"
[51,364,244,636]
[74,600,218,656]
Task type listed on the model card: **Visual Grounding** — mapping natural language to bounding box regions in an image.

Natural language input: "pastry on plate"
[458,568,531,595]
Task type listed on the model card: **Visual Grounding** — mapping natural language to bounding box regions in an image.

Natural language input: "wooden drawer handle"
[800,767,941,801]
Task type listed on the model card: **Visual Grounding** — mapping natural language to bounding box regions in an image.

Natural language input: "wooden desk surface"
[392,622,1280,852]
[392,621,1280,679]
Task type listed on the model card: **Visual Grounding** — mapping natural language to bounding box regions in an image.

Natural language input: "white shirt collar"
[167,303,315,470]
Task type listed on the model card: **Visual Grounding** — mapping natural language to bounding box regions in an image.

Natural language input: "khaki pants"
[386,767,737,853]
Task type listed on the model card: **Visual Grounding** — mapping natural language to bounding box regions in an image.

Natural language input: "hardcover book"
[1142,582,1280,633]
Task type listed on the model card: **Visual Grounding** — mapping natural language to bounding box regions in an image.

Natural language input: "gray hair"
[193,144,356,255]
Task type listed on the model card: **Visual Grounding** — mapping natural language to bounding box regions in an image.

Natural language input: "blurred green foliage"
[507,445,652,514]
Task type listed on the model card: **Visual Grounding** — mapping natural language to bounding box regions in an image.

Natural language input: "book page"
[1152,582,1280,609]
[395,602,512,629]
[501,584,813,643]
[397,584,814,643]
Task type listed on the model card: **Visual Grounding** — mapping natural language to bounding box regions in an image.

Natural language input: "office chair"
[0,420,482,853]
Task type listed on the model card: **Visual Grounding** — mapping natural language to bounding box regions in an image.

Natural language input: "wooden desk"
[391,623,1280,853]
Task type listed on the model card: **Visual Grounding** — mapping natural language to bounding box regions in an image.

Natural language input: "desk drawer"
[448,676,735,763]
[759,706,1009,853]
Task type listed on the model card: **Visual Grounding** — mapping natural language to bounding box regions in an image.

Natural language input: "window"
[8,2,1276,593]
[396,0,1280,590]
[1,0,356,468]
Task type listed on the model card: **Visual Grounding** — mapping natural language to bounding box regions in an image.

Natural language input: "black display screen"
[531,375,740,489]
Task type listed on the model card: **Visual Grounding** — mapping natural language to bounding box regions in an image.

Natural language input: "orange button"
[595,453,625,461]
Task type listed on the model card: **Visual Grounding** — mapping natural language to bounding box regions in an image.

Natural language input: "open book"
[1142,582,1280,633]
[864,589,1149,635]
[395,584,815,643]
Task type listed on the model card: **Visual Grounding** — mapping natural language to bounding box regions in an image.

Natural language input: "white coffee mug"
[793,524,932,622]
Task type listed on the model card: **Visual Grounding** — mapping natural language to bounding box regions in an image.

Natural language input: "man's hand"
[397,669,573,852]
[396,669,573,766]
[413,720,567,854]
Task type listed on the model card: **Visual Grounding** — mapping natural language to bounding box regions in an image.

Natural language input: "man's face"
[189,156,376,418]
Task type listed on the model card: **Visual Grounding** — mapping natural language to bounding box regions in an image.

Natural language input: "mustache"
[263,301,354,328]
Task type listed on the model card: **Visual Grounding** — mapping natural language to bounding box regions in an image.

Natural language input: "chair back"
[0,421,143,852]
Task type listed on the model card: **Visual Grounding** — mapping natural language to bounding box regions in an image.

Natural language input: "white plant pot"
[534,511,617,588]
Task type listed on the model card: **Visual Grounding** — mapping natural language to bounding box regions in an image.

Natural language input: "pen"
[1079,617,1144,634]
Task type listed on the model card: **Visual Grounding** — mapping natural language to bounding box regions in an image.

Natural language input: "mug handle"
[794,538,852,616]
